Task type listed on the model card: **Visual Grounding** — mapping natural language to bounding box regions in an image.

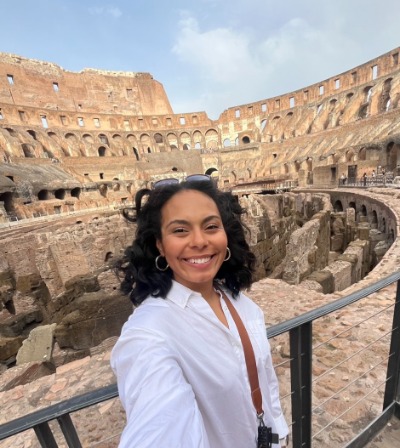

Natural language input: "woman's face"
[156,189,228,294]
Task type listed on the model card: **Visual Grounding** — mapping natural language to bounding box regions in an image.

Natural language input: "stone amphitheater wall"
[1,47,400,370]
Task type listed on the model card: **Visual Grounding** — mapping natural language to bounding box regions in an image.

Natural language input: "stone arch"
[140,134,152,152]
[71,187,81,199]
[205,129,218,149]
[358,104,368,119]
[65,133,78,143]
[38,190,50,200]
[346,149,356,162]
[192,130,204,148]
[5,128,17,137]
[47,131,59,141]
[364,86,373,102]
[82,133,94,144]
[329,99,337,110]
[360,204,367,217]
[0,192,14,213]
[260,119,267,131]
[98,146,107,157]
[242,135,251,144]
[205,167,218,177]
[223,138,231,147]
[99,184,108,198]
[349,201,356,210]
[112,134,123,143]
[98,134,110,146]
[380,78,392,113]
[371,210,378,229]
[154,133,163,144]
[166,133,178,150]
[333,200,343,212]
[180,132,191,150]
[55,189,66,200]
[381,217,386,233]
[21,143,36,158]
[359,147,367,161]
[27,130,37,140]
[127,134,138,146]
[112,134,126,156]
[386,141,398,171]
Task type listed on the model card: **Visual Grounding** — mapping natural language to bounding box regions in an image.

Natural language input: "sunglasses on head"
[152,174,212,189]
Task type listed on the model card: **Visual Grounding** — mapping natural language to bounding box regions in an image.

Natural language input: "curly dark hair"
[118,180,255,305]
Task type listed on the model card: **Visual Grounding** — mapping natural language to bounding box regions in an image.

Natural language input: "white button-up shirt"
[111,281,289,447]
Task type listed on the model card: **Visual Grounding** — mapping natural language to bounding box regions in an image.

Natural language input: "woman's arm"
[111,328,210,448]
[256,308,289,441]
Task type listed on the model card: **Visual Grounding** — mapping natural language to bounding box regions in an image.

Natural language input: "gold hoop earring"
[155,255,169,271]
[224,247,231,262]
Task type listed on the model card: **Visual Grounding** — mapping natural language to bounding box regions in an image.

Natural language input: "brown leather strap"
[218,288,263,416]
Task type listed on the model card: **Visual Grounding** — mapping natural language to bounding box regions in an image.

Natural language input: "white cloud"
[172,13,330,116]
[88,5,122,19]
[171,6,399,118]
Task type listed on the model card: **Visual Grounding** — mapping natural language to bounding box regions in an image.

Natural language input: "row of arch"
[332,198,395,241]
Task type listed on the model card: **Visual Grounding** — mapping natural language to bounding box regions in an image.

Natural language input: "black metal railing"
[338,175,397,188]
[1,271,399,447]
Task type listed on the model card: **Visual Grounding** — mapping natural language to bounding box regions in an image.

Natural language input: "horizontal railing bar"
[0,383,118,440]
[267,271,400,338]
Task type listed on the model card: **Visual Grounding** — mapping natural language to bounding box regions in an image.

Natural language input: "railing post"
[57,414,82,448]
[33,422,58,447]
[290,322,313,448]
[383,278,400,409]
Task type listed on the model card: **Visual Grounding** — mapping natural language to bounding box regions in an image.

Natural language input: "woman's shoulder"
[122,297,175,332]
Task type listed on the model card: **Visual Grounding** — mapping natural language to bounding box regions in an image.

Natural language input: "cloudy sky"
[1,0,399,119]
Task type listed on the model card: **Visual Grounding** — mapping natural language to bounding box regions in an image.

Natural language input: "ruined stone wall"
[0,48,399,210]
[0,211,136,361]
[0,53,173,116]
[240,192,332,281]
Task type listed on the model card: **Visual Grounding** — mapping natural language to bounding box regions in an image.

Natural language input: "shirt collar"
[166,280,203,308]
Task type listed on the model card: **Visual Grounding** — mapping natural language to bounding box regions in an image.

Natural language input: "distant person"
[111,176,289,447]
[363,172,367,186]
[372,170,376,178]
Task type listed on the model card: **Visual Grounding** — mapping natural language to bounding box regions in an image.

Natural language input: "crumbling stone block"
[306,270,334,294]
[16,323,57,366]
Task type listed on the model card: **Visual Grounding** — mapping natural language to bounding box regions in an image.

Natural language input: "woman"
[111,176,289,447]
